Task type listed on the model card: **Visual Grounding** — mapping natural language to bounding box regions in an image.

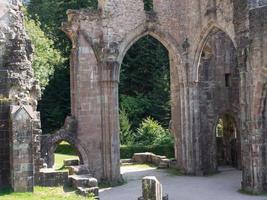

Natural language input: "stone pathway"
[99,165,266,200]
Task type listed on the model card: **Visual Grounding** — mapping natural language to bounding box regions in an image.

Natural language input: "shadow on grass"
[99,179,127,189]
[162,168,183,176]
[0,187,13,196]
[63,184,76,193]
[238,189,267,196]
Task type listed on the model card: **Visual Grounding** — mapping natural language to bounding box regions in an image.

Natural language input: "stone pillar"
[99,61,121,182]
[140,176,163,200]
[10,105,36,192]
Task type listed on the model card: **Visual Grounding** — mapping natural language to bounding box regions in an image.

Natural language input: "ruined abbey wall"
[61,0,267,193]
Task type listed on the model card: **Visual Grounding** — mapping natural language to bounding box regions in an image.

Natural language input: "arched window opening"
[119,35,174,159]
[144,0,153,11]
[53,141,81,170]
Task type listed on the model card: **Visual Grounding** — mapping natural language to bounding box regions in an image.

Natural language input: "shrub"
[135,117,173,146]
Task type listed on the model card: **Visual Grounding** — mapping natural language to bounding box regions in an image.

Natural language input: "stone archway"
[117,29,188,172]
[41,117,88,169]
[196,27,241,175]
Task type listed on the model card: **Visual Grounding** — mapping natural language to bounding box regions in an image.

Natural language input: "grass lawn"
[0,186,95,200]
[54,153,79,170]
[0,144,88,200]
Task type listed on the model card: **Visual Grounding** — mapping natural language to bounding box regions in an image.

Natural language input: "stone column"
[99,61,121,182]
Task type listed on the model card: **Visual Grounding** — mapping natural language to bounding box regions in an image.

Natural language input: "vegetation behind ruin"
[26,0,173,148]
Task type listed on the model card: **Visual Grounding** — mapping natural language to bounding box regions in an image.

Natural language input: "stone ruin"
[0,0,267,196]
[138,176,168,200]
[0,0,42,192]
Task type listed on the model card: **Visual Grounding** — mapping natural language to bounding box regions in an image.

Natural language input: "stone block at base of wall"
[38,168,68,187]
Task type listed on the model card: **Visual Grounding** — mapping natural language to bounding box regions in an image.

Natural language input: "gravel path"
[99,166,266,200]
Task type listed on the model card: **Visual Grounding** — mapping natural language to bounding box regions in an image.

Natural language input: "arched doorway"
[215,114,241,169]
[197,28,241,174]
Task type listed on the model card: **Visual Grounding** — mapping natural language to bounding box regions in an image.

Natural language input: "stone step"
[64,158,79,167]
[67,165,90,175]
[77,187,99,199]
[38,168,68,186]
[120,159,133,164]
[69,174,98,188]
[158,162,169,169]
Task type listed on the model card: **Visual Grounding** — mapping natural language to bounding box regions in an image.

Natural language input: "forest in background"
[25,0,173,148]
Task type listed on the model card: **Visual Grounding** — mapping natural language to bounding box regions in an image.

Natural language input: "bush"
[135,117,173,146]
[120,144,174,159]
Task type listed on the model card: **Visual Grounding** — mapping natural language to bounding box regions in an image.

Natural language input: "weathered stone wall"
[0,0,42,190]
[62,0,267,193]
[0,102,11,187]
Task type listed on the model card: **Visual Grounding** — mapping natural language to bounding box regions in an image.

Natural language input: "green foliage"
[136,117,173,146]
[119,108,134,145]
[38,65,71,134]
[27,0,98,56]
[144,0,153,11]
[120,144,174,159]
[120,95,152,129]
[24,11,64,89]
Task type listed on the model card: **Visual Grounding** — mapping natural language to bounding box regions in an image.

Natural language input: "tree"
[27,0,98,56]
[24,11,64,89]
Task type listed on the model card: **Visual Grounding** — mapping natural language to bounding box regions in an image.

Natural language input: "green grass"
[164,168,183,176]
[0,186,95,200]
[54,153,79,170]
